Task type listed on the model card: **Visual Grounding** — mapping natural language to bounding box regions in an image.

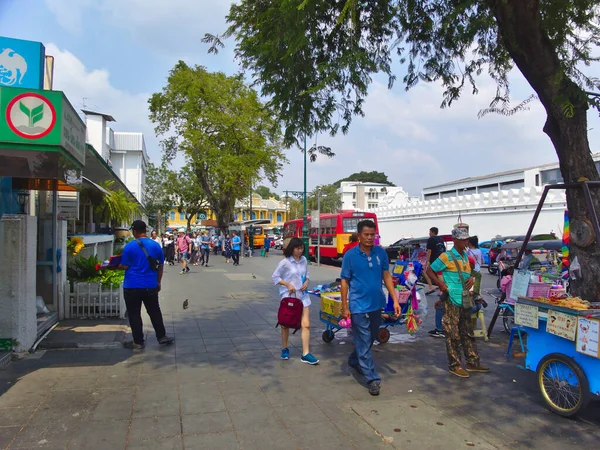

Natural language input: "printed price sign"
[576,317,600,358]
[546,311,577,341]
[515,303,539,329]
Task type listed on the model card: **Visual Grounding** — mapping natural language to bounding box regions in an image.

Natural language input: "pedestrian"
[263,236,271,257]
[176,229,192,274]
[425,227,446,294]
[191,232,199,265]
[212,234,220,255]
[164,234,175,265]
[223,233,232,263]
[150,230,162,247]
[272,237,319,365]
[200,231,211,266]
[341,219,400,396]
[468,236,483,300]
[426,227,489,378]
[231,231,241,266]
[119,220,174,349]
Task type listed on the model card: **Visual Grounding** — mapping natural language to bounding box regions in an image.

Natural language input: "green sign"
[0,86,86,166]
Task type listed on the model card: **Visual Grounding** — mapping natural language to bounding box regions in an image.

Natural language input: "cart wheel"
[376,328,390,344]
[322,330,335,343]
[502,308,515,333]
[536,353,590,417]
[488,265,497,275]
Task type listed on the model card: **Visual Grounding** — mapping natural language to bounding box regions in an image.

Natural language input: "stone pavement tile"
[8,412,81,449]
[223,392,271,412]
[175,342,207,355]
[127,435,183,450]
[184,431,240,449]
[39,390,91,416]
[236,427,296,450]
[182,411,233,435]
[95,371,139,389]
[287,421,350,450]
[87,388,135,420]
[176,367,214,385]
[228,408,282,431]
[0,387,47,408]
[276,403,328,425]
[129,415,181,441]
[176,353,211,369]
[133,388,180,418]
[0,426,21,449]
[180,392,226,415]
[219,379,263,395]
[68,418,129,449]
[0,407,35,427]
[138,372,178,388]
[234,341,268,351]
[330,410,386,445]
[50,376,98,391]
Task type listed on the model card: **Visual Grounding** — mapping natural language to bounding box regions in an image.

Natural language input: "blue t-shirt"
[340,245,389,314]
[200,235,210,249]
[121,237,164,289]
[232,235,241,251]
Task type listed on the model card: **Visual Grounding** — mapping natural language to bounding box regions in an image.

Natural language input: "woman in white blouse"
[271,237,319,365]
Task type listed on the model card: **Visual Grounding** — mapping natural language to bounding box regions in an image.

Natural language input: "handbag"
[448,252,474,310]
[136,239,161,271]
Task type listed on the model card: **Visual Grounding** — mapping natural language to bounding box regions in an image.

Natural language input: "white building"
[339,181,409,211]
[373,154,600,246]
[82,110,148,206]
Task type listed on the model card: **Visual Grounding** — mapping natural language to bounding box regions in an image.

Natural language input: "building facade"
[338,181,409,211]
[165,193,288,230]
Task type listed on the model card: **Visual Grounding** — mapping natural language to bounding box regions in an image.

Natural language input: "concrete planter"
[68,281,125,319]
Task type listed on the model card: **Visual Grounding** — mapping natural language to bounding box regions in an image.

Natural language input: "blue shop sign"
[0,36,45,89]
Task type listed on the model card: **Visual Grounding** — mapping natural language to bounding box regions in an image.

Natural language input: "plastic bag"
[36,296,49,314]
[570,256,581,280]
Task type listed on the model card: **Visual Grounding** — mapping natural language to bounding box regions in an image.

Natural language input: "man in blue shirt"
[199,231,211,266]
[119,220,174,349]
[341,220,400,396]
[231,231,241,266]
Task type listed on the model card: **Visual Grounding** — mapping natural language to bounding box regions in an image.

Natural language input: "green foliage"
[67,255,125,288]
[93,180,141,226]
[204,0,600,146]
[148,62,287,228]
[145,162,174,230]
[169,163,210,230]
[255,185,280,200]
[306,184,342,213]
[333,171,395,188]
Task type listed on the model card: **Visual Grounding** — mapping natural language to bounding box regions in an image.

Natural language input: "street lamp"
[301,134,309,259]
[316,187,327,267]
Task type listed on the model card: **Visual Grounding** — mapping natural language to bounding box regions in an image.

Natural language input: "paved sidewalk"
[1,252,599,449]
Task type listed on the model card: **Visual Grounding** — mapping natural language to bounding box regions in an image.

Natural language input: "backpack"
[276,295,303,334]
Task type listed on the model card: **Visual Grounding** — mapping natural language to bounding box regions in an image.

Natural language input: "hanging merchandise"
[561,210,570,280]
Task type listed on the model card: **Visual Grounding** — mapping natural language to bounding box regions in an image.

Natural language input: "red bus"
[309,211,379,260]
[282,218,308,251]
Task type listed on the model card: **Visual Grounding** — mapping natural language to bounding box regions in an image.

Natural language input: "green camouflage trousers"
[441,296,480,369]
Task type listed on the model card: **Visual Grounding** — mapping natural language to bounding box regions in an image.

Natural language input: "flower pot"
[114,227,130,239]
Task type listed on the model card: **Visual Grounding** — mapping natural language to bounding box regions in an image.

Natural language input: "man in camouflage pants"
[426,227,490,378]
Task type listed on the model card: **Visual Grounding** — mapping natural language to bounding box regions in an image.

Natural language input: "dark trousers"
[124,288,167,344]
[232,250,240,265]
[200,248,210,265]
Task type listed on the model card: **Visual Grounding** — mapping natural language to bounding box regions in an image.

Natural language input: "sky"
[1,0,599,198]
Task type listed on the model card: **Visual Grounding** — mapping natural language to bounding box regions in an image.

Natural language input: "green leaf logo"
[18,101,44,128]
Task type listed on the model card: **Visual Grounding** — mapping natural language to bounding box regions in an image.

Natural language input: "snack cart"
[514,297,600,416]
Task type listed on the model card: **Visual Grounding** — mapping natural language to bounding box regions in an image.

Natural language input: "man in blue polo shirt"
[341,220,400,396]
[119,220,174,349]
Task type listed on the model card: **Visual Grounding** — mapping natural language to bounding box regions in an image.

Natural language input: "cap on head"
[452,227,470,240]
[131,220,147,233]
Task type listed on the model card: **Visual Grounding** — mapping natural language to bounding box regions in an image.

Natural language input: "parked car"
[479,240,493,265]
[384,235,453,262]
[384,238,411,261]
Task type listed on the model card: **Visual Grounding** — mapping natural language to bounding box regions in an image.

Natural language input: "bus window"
[342,218,361,233]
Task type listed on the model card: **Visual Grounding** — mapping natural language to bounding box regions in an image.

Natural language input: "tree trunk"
[490,0,600,299]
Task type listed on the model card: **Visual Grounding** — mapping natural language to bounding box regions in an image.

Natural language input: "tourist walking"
[231,231,241,266]
[119,220,174,349]
[199,231,211,266]
[272,237,319,365]
[341,220,400,396]
[426,227,489,378]
[223,233,232,263]
[176,229,191,274]
[164,234,175,265]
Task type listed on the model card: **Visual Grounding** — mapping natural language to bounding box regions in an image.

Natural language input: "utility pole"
[302,134,309,259]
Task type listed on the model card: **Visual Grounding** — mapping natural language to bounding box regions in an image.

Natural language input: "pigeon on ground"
[183,299,189,310]
[252,274,256,279]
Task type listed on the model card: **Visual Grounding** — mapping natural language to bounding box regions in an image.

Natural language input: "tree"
[207,1,600,298]
[306,184,342,213]
[149,61,287,229]
[168,163,210,231]
[333,171,395,188]
[144,162,174,232]
[255,185,280,200]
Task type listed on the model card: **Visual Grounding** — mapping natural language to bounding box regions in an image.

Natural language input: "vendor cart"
[514,297,600,416]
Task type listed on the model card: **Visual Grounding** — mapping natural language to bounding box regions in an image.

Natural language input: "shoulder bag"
[136,239,161,271]
[448,252,474,310]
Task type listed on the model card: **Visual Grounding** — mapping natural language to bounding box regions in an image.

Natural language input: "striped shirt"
[430,248,471,306]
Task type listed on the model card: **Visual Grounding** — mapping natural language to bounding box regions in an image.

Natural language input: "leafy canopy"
[255,185,280,200]
[333,171,395,188]
[205,0,600,146]
[148,61,287,227]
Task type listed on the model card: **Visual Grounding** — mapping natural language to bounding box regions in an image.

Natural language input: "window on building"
[424,193,439,201]
[440,190,456,199]
[269,213,273,222]
[251,212,256,220]
[541,168,563,185]
[170,211,175,221]
[478,184,499,194]
[242,212,246,220]
[179,212,185,221]
[458,187,476,196]
[277,213,282,222]
[535,174,540,186]
[352,202,356,207]
[500,179,525,190]
[352,192,356,199]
